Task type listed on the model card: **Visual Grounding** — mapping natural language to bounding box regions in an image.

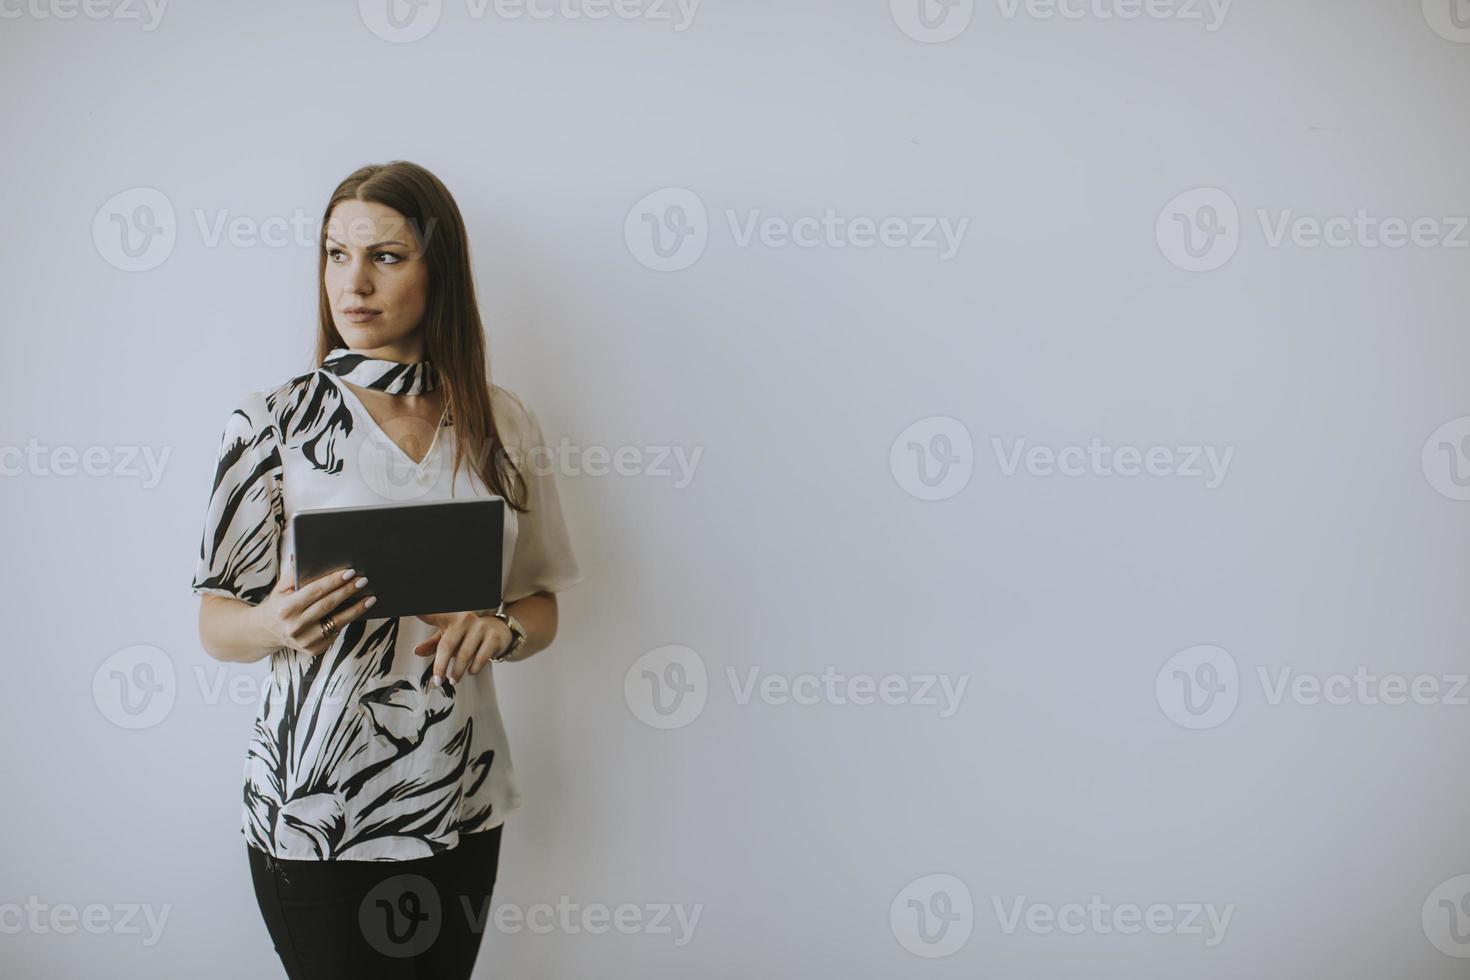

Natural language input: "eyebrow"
[324,237,410,249]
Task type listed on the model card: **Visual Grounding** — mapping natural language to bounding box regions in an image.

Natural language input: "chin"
[336,321,390,347]
[334,318,420,357]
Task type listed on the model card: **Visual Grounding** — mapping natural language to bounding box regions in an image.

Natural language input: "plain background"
[4,0,1470,976]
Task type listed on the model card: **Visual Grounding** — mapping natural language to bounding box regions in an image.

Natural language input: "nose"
[345,255,374,297]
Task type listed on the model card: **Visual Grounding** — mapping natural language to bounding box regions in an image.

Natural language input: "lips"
[343,307,381,315]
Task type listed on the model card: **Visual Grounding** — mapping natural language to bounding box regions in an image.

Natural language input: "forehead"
[326,199,416,246]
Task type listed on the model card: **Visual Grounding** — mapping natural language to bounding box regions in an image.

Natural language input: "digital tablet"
[289,498,505,620]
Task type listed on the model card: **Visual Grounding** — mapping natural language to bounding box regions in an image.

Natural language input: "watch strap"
[489,607,527,662]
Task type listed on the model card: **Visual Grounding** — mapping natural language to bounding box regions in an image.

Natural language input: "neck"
[351,341,424,363]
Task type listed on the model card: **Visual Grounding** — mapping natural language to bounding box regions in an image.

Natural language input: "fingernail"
[355,576,369,588]
[365,596,377,607]
[431,674,442,687]
[341,569,355,580]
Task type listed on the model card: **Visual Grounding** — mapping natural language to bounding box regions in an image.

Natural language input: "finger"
[320,589,379,631]
[432,621,469,686]
[286,580,370,652]
[467,632,499,676]
[413,630,442,658]
[449,628,484,683]
[279,565,344,616]
[297,574,371,627]
[282,567,359,618]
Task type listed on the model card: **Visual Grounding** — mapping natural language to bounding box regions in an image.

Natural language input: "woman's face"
[323,199,430,356]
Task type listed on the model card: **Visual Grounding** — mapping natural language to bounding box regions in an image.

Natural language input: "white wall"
[4,1,1470,976]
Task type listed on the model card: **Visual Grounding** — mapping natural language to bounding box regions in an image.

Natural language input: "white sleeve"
[502,391,584,604]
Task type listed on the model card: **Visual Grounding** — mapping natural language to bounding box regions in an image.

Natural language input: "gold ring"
[319,616,339,639]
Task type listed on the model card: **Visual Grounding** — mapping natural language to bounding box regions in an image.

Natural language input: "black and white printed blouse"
[189,347,582,861]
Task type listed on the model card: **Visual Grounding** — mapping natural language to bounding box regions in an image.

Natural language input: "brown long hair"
[312,161,528,512]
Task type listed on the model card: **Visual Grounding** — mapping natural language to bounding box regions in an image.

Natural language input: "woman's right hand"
[253,555,377,656]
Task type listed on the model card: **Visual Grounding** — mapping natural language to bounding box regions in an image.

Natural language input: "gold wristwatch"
[488,605,527,663]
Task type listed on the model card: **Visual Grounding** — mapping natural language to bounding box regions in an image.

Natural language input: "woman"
[190,160,583,978]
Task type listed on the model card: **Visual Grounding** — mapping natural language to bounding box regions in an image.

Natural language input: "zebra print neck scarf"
[321,347,437,395]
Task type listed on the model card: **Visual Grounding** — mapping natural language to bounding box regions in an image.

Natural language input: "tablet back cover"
[291,498,504,620]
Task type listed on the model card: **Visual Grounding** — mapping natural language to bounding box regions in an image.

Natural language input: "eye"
[326,247,345,262]
[375,252,403,264]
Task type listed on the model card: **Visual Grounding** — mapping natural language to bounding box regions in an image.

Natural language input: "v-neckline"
[333,376,449,471]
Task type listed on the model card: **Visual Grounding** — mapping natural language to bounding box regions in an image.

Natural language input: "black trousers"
[247,825,504,979]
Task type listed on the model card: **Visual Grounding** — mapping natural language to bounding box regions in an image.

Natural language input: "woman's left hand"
[413,611,513,686]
